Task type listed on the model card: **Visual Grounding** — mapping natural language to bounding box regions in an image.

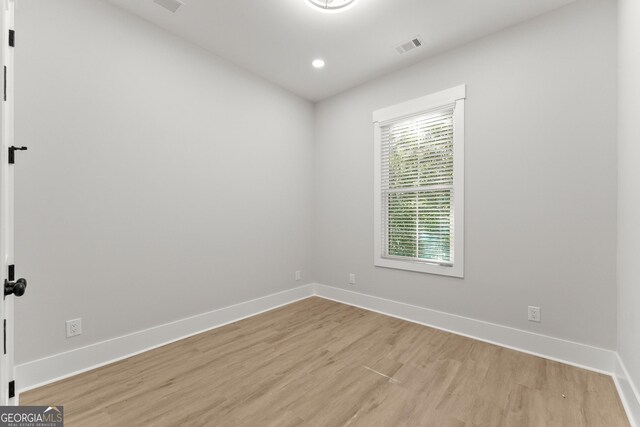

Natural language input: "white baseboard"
[312,283,640,425]
[614,353,640,427]
[16,281,638,427]
[312,284,615,374]
[16,284,315,393]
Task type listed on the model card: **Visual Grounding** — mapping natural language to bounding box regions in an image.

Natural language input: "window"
[373,85,465,277]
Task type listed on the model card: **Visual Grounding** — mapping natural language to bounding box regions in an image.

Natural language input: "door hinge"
[8,30,14,47]
[8,381,14,399]
[8,146,27,164]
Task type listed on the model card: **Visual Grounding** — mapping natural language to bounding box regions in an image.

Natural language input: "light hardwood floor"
[21,297,629,426]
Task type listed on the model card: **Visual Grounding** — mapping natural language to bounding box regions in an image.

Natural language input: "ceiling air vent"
[153,0,184,13]
[395,36,424,55]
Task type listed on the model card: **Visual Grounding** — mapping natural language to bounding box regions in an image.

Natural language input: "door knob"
[4,278,27,297]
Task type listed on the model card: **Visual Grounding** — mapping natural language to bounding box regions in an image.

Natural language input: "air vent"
[153,0,184,13]
[395,36,424,55]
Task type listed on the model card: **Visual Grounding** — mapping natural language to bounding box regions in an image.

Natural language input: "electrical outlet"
[66,318,82,338]
[295,270,301,281]
[349,273,356,285]
[528,306,541,322]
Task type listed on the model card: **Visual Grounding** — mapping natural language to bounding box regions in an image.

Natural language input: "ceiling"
[106,0,575,101]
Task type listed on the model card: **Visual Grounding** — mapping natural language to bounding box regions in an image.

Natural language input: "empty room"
[0,0,638,425]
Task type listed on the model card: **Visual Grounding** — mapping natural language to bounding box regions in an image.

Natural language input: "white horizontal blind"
[380,105,455,265]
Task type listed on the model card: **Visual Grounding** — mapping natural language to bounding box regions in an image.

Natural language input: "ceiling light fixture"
[312,59,326,69]
[307,0,358,13]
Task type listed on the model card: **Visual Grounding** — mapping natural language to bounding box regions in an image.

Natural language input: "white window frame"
[373,85,465,278]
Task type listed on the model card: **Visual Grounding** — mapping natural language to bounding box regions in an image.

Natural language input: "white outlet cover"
[66,318,82,338]
[528,306,541,322]
[349,273,356,285]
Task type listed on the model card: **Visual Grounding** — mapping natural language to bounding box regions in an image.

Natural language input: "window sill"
[374,257,464,278]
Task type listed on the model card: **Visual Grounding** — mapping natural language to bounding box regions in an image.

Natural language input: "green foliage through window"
[381,107,454,264]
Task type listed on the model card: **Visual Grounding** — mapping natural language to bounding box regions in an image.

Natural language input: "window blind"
[380,105,455,265]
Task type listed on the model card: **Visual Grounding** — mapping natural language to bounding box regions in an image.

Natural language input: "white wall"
[314,0,618,349]
[618,0,640,413]
[11,0,622,375]
[13,0,314,364]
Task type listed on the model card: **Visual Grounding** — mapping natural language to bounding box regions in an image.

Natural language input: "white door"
[0,0,22,406]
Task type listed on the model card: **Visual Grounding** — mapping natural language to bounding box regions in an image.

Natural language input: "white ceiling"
[106,0,575,101]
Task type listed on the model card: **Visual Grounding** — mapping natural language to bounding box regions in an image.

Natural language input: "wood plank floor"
[21,297,629,426]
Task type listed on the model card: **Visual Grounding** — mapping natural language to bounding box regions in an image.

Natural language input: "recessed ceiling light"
[307,0,358,13]
[312,59,326,69]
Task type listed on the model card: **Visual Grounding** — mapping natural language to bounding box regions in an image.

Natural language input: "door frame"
[0,0,16,406]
